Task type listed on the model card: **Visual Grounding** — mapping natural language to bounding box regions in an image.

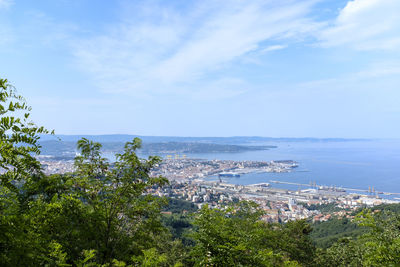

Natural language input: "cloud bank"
[319,0,400,50]
[72,0,317,98]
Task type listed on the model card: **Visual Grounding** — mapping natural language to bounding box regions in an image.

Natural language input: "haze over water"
[166,140,400,195]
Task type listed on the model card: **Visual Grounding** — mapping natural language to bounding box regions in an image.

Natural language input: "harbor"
[269,180,400,196]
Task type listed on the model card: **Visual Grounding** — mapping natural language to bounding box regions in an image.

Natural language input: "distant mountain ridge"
[39,134,369,144]
[38,140,276,157]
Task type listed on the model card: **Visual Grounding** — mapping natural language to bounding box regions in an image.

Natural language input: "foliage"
[306,202,343,213]
[0,78,175,266]
[0,78,52,200]
[1,135,173,265]
[310,217,367,248]
[163,198,198,214]
[37,138,170,265]
[188,201,313,266]
[0,78,54,266]
[316,209,400,266]
[370,203,400,213]
[162,213,194,246]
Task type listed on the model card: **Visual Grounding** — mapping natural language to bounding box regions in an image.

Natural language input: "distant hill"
[37,135,370,157]
[38,140,276,157]
[39,134,369,144]
[139,142,275,154]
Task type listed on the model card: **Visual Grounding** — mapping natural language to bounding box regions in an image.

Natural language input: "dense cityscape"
[38,156,298,177]
[149,179,398,223]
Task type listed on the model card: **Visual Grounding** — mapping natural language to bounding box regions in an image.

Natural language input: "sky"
[0,0,399,138]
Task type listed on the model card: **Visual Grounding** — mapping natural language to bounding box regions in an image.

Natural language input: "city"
[38,155,399,224]
[149,178,398,223]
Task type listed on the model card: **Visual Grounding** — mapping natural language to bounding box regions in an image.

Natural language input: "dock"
[269,180,400,196]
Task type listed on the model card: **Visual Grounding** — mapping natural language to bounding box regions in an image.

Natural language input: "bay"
[152,140,400,194]
[103,139,400,195]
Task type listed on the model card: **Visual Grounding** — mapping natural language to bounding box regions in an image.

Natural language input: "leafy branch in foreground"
[0,78,53,195]
[67,137,169,264]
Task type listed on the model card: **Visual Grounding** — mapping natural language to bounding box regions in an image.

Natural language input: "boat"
[218,172,240,177]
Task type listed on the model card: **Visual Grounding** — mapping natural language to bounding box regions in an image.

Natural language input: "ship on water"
[218,172,240,177]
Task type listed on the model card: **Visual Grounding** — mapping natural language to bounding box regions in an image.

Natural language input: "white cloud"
[0,0,13,9]
[260,45,288,53]
[354,61,400,77]
[320,0,400,50]
[72,0,318,98]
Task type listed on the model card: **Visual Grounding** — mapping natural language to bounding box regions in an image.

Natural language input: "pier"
[269,180,400,196]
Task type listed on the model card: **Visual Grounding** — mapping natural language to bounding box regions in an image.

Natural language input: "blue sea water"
[162,140,400,194]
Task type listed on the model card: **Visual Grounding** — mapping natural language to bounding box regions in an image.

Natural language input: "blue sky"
[1,0,399,138]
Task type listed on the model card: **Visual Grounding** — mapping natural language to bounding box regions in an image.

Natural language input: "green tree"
[317,209,400,266]
[0,78,52,195]
[70,137,169,264]
[21,137,173,265]
[189,201,305,266]
[1,78,176,266]
[0,78,53,265]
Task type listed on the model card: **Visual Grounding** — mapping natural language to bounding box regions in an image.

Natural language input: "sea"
[140,139,400,196]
